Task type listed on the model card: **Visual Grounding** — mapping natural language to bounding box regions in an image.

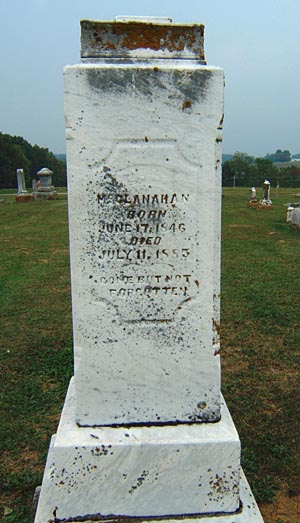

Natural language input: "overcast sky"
[1,0,299,157]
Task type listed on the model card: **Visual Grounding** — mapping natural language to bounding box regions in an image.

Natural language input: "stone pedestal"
[34,379,263,522]
[34,17,263,523]
[16,194,33,203]
[33,167,57,200]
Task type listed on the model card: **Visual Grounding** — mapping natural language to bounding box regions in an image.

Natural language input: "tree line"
[222,152,300,188]
[0,132,66,189]
[1,133,300,190]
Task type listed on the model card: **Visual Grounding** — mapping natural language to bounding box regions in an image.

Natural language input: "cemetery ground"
[0,188,299,523]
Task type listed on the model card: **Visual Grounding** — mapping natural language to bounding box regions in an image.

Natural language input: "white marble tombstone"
[68,18,223,427]
[16,168,27,194]
[16,168,33,202]
[34,17,263,523]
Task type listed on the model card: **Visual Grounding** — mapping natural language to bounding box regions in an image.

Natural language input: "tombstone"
[288,207,300,229]
[32,179,37,194]
[260,179,272,207]
[32,167,57,200]
[286,206,294,222]
[247,186,257,207]
[33,17,264,523]
[16,168,27,194]
[16,168,32,202]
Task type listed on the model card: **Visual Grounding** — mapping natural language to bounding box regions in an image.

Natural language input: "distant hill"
[55,153,66,163]
[274,160,300,170]
[222,154,233,163]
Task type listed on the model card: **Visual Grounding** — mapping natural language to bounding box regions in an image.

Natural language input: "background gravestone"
[33,17,264,523]
[16,169,27,194]
[32,167,57,200]
[16,168,32,203]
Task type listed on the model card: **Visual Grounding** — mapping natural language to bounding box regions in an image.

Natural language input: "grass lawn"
[0,188,300,523]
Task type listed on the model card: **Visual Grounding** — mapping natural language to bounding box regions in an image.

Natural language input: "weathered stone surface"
[34,379,241,521]
[64,60,224,426]
[36,468,263,523]
[16,168,28,194]
[289,207,300,228]
[80,19,205,61]
[34,17,264,523]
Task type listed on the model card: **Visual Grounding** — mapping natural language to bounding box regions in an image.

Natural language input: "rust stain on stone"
[182,99,192,111]
[81,21,205,60]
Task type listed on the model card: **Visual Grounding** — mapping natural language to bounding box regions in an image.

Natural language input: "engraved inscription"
[97,192,190,205]
[91,273,200,300]
[84,167,200,320]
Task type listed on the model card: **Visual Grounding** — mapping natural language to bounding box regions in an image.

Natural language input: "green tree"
[222,153,281,188]
[222,152,255,187]
[0,134,30,189]
[0,132,67,189]
[265,149,291,162]
[277,165,300,187]
[254,158,279,186]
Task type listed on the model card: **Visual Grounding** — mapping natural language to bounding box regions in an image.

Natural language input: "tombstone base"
[258,200,272,209]
[16,194,33,203]
[34,472,263,523]
[34,379,262,523]
[258,204,272,210]
[33,191,57,200]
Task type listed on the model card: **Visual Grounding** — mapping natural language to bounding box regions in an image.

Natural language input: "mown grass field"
[0,188,300,523]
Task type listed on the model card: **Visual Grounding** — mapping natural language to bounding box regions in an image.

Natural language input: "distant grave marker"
[16,169,32,203]
[259,179,272,208]
[287,205,300,229]
[248,186,257,207]
[32,167,57,200]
